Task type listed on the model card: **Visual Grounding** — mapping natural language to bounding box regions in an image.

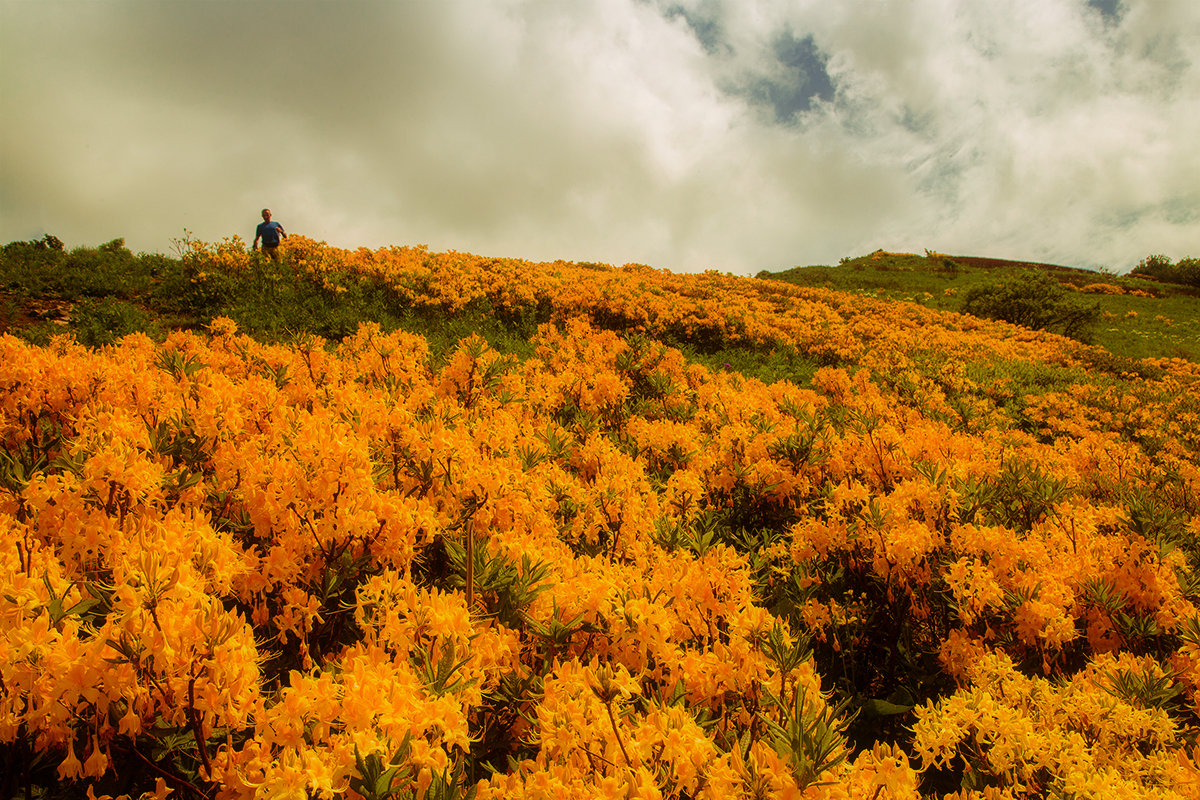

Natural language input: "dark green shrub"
[1,235,68,296]
[70,297,159,347]
[1,237,156,301]
[1135,254,1173,275]
[1131,254,1200,289]
[62,240,149,298]
[961,271,1100,341]
[1,233,63,255]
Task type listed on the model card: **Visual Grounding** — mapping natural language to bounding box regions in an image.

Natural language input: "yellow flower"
[57,735,83,780]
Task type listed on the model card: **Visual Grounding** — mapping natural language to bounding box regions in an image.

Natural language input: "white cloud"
[2,0,1198,272]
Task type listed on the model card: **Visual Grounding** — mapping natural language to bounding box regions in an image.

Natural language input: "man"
[252,208,287,261]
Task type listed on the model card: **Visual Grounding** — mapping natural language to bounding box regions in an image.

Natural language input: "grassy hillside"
[2,235,1200,799]
[760,249,1200,362]
[3,237,1198,384]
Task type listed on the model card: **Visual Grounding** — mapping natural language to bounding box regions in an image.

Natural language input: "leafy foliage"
[1133,254,1200,289]
[961,270,1101,341]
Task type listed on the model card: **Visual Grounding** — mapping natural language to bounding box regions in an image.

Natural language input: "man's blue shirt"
[256,220,284,247]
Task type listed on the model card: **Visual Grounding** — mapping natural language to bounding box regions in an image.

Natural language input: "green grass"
[676,341,823,387]
[1086,293,1200,362]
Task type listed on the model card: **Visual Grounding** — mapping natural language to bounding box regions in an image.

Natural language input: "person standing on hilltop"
[252,208,287,261]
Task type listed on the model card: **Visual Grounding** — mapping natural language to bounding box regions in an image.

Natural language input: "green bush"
[0,236,158,301]
[961,271,1100,342]
[64,239,151,298]
[1131,254,1200,289]
[70,297,159,347]
[1,235,67,296]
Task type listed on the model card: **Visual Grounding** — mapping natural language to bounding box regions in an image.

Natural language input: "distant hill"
[759,249,1200,362]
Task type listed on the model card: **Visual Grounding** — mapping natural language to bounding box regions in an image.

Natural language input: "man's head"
[261,208,272,221]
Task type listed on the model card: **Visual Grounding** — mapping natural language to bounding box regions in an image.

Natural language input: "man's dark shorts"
[263,245,281,262]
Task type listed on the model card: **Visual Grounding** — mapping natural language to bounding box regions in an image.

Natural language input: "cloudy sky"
[2,0,1198,274]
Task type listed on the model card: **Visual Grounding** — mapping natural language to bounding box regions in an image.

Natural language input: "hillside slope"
[1,236,1199,798]
[760,249,1200,362]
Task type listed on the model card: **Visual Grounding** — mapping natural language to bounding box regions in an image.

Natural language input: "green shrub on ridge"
[961,271,1100,341]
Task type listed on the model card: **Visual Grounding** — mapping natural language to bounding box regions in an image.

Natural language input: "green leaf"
[860,698,914,717]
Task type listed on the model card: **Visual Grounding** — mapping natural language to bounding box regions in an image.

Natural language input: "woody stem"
[465,517,475,615]
[605,700,632,767]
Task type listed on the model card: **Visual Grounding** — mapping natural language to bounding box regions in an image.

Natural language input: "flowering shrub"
[2,237,1199,798]
[1079,282,1127,295]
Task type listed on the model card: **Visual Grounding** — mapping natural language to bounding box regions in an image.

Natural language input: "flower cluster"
[2,236,1199,798]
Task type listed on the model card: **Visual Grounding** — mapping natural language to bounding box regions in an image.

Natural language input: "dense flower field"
[3,237,1200,798]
